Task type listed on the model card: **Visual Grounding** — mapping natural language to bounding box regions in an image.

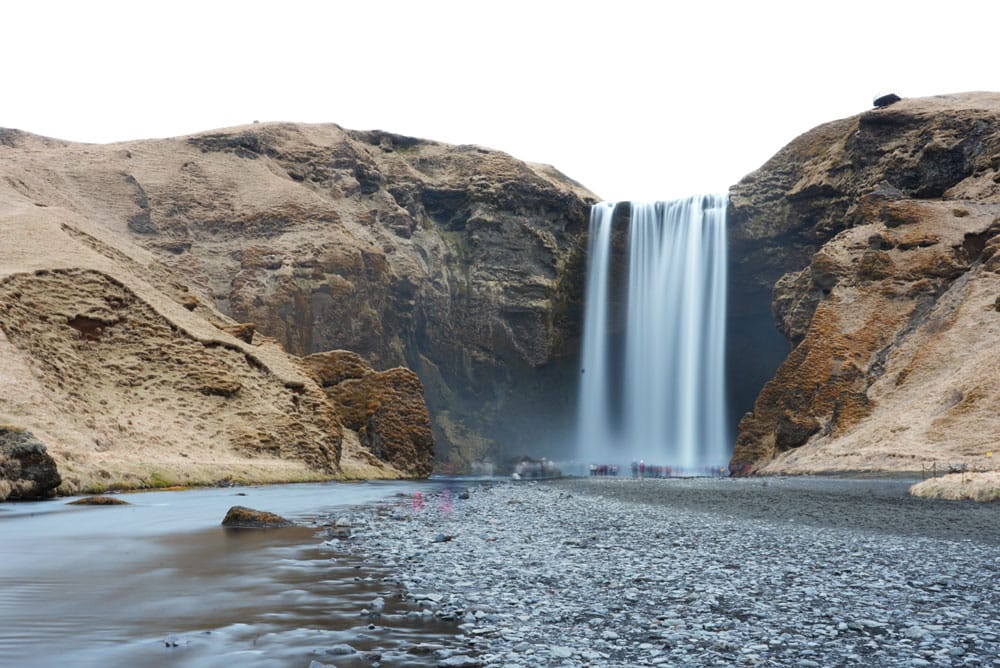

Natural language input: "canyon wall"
[728,93,1000,474]
[0,123,595,497]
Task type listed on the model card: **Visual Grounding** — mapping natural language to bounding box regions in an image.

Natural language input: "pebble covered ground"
[326,477,1000,668]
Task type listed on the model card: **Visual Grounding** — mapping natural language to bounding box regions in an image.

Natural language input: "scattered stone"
[436,655,482,667]
[220,505,292,528]
[68,495,130,506]
[549,645,573,658]
[324,643,356,656]
[327,479,1000,668]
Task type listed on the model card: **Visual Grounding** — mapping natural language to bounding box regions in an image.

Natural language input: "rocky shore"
[336,477,999,667]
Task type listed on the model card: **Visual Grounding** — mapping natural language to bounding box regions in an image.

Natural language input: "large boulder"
[728,93,1000,474]
[0,427,61,500]
[221,505,293,528]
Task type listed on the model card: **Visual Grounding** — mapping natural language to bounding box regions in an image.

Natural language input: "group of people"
[586,461,672,477]
[630,460,672,478]
[512,457,561,479]
[587,461,731,478]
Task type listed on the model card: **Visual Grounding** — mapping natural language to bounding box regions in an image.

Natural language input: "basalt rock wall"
[728,93,1000,474]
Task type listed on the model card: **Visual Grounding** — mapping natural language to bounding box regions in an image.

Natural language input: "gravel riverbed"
[332,477,999,667]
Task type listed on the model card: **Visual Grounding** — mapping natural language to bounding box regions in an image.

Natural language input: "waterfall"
[575,195,729,472]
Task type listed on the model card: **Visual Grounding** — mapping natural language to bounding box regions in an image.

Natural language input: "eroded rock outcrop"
[303,351,434,477]
[0,123,596,469]
[0,427,61,500]
[729,93,1000,474]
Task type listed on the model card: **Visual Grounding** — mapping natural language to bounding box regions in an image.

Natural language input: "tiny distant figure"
[639,460,646,479]
[590,464,597,477]
[439,489,453,515]
[412,491,425,511]
[631,460,639,478]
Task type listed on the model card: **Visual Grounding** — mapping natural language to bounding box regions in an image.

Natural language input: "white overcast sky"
[3,1,997,201]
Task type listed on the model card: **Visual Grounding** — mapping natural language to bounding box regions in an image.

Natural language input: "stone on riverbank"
[68,495,130,506]
[0,426,61,501]
[331,479,999,667]
[221,505,292,528]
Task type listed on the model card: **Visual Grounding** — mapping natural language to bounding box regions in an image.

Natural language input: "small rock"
[873,93,902,108]
[68,495,129,506]
[326,643,356,656]
[437,655,483,667]
[220,505,292,528]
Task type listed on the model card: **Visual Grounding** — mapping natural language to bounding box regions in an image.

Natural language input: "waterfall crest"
[576,195,729,471]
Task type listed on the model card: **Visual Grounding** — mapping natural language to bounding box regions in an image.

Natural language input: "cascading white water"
[576,202,616,465]
[576,195,729,472]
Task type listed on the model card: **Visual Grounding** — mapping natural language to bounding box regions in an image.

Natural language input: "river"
[0,479,471,667]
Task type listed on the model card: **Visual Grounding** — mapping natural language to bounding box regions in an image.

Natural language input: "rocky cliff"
[0,123,595,496]
[729,93,1000,475]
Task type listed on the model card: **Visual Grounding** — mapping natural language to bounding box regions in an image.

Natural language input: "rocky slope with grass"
[729,93,1000,489]
[0,135,442,498]
[0,123,593,497]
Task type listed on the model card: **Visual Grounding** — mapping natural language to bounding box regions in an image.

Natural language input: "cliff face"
[729,93,1000,473]
[0,123,596,487]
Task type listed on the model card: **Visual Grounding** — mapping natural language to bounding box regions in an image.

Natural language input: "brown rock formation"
[0,140,434,493]
[729,93,1000,474]
[0,427,61,500]
[221,505,293,528]
[0,123,596,469]
[303,351,434,477]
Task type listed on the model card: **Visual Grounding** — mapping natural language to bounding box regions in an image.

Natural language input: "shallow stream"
[0,479,469,667]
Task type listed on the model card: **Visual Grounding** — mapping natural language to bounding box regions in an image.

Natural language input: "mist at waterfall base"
[574,196,730,476]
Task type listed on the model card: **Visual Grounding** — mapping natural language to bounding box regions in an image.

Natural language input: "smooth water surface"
[0,480,465,667]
